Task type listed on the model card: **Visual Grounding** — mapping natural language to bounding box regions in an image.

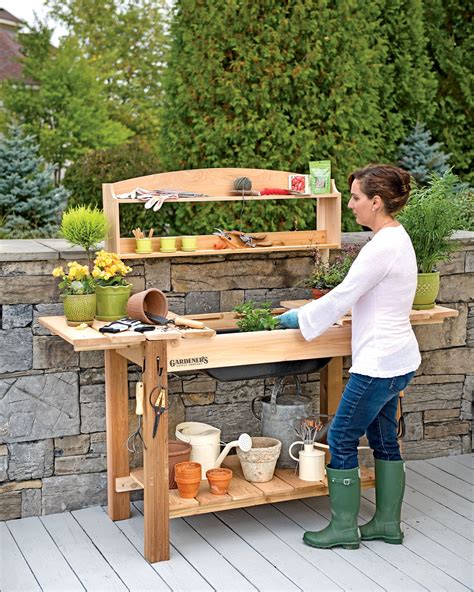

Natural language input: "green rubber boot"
[303,466,361,550]
[360,459,405,544]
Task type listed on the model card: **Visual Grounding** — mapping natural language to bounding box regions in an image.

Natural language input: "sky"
[1,0,66,42]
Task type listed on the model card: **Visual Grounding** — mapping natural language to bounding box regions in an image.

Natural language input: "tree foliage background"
[0,0,471,236]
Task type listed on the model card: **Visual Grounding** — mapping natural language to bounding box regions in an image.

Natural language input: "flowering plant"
[52,262,96,295]
[92,250,132,286]
[307,244,360,289]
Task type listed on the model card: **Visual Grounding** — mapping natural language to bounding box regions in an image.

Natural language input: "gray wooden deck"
[1,455,473,592]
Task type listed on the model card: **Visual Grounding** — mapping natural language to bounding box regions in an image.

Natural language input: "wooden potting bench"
[39,305,457,563]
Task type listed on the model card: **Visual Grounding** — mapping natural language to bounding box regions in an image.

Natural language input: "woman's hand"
[275,309,300,329]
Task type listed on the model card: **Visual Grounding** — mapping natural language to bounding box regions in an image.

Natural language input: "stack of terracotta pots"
[174,461,202,498]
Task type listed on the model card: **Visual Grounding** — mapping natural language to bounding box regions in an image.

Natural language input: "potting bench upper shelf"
[103,167,341,258]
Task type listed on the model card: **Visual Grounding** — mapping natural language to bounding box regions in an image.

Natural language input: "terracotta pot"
[175,474,201,499]
[174,461,202,480]
[206,467,233,495]
[126,288,168,324]
[168,440,192,489]
[311,288,331,299]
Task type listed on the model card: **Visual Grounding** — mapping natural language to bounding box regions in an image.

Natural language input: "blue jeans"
[327,371,415,470]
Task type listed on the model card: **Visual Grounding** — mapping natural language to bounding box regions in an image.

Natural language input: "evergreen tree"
[1,24,130,183]
[0,126,68,238]
[423,0,473,184]
[398,122,450,185]
[377,0,437,160]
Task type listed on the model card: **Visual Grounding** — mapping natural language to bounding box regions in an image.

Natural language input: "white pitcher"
[289,441,325,481]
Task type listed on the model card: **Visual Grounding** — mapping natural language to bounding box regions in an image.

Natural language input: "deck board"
[114,504,213,592]
[1,454,473,592]
[40,512,127,591]
[427,455,474,485]
[72,506,168,591]
[6,516,83,591]
[0,522,41,592]
[185,512,300,591]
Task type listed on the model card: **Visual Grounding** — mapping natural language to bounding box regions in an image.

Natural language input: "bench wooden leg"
[105,349,131,521]
[142,341,169,563]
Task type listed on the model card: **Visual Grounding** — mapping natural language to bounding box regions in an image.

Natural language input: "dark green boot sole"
[303,466,361,550]
[360,459,405,544]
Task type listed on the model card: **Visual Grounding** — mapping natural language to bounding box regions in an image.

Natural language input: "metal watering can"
[252,375,312,468]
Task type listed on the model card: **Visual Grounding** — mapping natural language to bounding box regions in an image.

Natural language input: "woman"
[277,164,420,550]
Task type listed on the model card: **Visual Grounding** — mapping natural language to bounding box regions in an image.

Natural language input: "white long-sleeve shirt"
[298,225,421,377]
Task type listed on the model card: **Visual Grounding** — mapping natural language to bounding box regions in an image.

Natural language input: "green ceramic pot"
[413,272,440,310]
[62,293,96,326]
[95,283,132,321]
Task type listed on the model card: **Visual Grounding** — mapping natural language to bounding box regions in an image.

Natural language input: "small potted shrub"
[398,171,467,309]
[60,205,108,265]
[307,244,360,298]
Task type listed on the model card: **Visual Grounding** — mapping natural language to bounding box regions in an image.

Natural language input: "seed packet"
[288,174,310,194]
[309,160,331,194]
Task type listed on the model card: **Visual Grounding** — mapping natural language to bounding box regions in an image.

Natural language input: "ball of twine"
[234,176,252,191]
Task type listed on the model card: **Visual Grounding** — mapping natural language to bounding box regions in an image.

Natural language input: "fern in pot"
[398,171,466,309]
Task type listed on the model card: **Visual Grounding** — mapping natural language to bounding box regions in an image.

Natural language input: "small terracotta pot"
[206,467,233,495]
[311,288,331,299]
[126,288,168,324]
[175,474,201,499]
[174,461,202,480]
[168,440,192,490]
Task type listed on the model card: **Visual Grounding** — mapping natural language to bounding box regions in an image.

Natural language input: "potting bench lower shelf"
[116,457,375,519]
[38,304,457,564]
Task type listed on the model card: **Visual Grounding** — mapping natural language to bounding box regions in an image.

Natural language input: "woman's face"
[348,179,375,228]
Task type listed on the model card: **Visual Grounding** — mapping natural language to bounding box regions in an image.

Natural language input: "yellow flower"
[52,266,64,277]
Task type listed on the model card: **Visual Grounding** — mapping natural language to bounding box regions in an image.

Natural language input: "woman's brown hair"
[348,164,411,215]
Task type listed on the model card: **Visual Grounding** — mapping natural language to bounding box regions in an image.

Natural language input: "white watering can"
[175,421,252,478]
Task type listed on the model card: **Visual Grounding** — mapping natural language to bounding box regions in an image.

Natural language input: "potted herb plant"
[233,301,280,332]
[307,244,360,298]
[52,262,96,326]
[398,171,466,309]
[92,250,133,320]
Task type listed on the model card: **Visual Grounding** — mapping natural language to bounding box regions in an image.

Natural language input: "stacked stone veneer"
[0,233,472,520]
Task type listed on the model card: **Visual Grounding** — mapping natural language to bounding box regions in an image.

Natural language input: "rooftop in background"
[0,7,24,82]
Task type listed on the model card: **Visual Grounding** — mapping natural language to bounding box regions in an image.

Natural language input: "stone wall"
[0,233,472,520]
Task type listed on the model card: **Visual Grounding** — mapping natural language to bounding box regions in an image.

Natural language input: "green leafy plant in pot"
[398,171,466,309]
[234,301,279,332]
[306,244,360,298]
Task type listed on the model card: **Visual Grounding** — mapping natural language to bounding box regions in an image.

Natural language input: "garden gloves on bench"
[276,309,300,329]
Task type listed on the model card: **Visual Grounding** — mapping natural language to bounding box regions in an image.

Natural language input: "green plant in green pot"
[60,205,108,265]
[92,250,133,321]
[398,171,466,309]
[52,262,96,326]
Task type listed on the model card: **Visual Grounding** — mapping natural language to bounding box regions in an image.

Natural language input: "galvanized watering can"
[252,375,312,468]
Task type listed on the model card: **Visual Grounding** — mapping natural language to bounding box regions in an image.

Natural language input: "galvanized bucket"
[252,376,312,468]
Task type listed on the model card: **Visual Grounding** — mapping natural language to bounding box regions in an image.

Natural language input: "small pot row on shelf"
[135,236,197,254]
